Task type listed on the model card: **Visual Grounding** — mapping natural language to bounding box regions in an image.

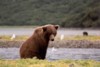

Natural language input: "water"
[0,48,100,61]
[0,27,100,36]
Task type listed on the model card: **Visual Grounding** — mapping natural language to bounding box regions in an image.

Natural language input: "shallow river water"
[0,27,100,36]
[0,48,100,61]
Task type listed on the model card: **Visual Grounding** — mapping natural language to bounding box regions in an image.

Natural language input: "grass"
[0,35,28,41]
[0,35,100,41]
[56,35,100,41]
[0,59,100,67]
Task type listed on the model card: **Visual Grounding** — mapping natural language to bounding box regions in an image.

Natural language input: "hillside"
[0,0,100,28]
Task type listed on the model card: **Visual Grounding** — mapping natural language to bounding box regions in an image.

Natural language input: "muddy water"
[0,48,100,61]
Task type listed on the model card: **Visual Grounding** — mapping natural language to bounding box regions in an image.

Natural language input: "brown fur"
[20,24,59,59]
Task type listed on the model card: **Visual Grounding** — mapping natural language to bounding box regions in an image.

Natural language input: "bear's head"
[34,24,59,42]
[42,24,59,41]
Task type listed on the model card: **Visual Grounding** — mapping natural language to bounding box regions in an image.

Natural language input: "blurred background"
[0,0,100,28]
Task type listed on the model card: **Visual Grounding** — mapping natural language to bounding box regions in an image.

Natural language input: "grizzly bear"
[20,24,59,59]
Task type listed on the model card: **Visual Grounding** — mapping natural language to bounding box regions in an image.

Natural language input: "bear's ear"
[34,27,41,33]
[54,25,59,30]
[42,26,47,32]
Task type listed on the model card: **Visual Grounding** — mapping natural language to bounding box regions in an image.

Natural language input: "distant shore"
[0,40,100,48]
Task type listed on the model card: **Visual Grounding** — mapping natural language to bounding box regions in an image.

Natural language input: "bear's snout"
[50,35,55,41]
[51,39,54,41]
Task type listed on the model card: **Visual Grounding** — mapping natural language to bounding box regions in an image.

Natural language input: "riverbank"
[0,35,100,48]
[0,40,100,48]
[0,59,100,67]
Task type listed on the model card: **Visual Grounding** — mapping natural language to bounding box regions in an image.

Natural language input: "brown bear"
[20,24,59,59]
[83,31,88,36]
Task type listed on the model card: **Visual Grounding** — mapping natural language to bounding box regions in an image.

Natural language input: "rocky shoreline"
[0,40,100,48]
[49,40,100,48]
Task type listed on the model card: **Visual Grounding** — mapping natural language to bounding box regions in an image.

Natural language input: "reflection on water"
[0,48,100,61]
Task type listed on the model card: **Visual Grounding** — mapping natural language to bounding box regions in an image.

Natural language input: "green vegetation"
[0,0,100,28]
[1,35,100,41]
[0,35,28,41]
[0,59,100,67]
[57,35,100,41]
